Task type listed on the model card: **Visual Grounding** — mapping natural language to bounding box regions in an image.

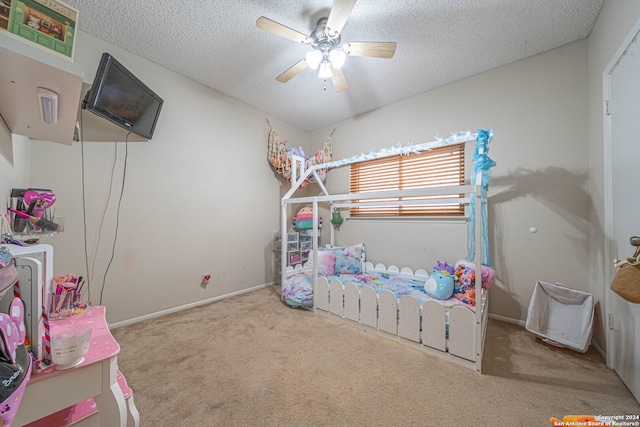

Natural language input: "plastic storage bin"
[525,281,594,353]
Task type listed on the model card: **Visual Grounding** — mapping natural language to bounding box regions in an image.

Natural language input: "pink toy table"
[13,306,139,427]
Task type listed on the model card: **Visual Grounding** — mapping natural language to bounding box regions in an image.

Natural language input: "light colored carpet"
[111,286,640,426]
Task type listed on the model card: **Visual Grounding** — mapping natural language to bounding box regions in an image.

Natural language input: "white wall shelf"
[0,31,84,145]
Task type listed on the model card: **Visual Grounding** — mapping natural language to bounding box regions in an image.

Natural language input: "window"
[349,144,465,217]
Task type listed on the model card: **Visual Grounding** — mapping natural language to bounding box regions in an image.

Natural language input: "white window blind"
[349,144,465,217]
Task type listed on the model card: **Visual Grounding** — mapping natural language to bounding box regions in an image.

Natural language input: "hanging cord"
[89,144,119,289]
[99,133,129,305]
[80,112,91,304]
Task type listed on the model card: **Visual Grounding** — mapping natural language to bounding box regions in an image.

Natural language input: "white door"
[607,28,640,403]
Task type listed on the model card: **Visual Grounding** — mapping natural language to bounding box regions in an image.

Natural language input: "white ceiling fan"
[256,0,396,92]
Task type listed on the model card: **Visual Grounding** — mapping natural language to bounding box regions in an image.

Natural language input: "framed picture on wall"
[3,0,78,60]
[0,0,12,30]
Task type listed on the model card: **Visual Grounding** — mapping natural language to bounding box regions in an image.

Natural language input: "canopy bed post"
[329,204,336,246]
[474,181,483,373]
[290,154,309,188]
[312,198,320,298]
[471,138,487,373]
[280,202,288,302]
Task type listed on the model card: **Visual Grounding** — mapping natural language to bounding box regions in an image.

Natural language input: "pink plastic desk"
[13,306,139,427]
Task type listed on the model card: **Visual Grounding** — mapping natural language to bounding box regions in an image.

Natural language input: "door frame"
[602,17,640,369]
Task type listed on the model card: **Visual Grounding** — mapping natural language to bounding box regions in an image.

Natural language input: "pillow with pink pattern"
[305,249,336,276]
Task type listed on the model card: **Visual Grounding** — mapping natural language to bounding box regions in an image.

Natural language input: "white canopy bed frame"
[279,130,493,373]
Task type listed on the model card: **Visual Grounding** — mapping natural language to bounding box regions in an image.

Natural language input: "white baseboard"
[591,339,607,360]
[108,282,275,329]
[488,313,526,327]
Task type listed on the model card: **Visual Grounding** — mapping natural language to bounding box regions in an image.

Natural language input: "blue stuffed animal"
[424,269,455,300]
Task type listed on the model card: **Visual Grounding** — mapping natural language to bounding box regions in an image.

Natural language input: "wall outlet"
[202,274,211,286]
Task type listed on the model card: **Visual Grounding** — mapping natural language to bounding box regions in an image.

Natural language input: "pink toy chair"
[0,346,32,426]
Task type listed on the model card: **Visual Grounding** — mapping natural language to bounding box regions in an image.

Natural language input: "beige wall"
[310,39,590,323]
[4,11,627,350]
[0,134,30,207]
[22,30,309,324]
[587,0,640,354]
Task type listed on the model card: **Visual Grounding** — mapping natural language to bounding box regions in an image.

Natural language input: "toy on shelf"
[7,188,63,237]
[49,274,87,319]
[22,189,56,219]
[8,208,60,232]
[292,206,322,231]
[266,121,333,189]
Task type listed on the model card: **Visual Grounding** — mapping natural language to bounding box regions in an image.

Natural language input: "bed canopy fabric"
[467,129,496,267]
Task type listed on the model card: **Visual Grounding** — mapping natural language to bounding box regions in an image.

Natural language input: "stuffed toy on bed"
[424,269,455,300]
[453,260,496,306]
[292,206,322,231]
[433,260,455,276]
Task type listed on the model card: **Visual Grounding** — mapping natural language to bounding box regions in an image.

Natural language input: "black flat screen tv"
[83,52,164,140]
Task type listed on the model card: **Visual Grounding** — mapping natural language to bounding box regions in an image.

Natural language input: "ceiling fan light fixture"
[256,0,397,91]
[305,50,322,70]
[318,60,332,78]
[329,49,346,69]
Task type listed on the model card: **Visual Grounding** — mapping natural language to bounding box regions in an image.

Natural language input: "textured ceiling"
[62,0,604,132]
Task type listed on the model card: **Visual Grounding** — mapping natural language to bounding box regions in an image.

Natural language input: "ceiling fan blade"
[343,42,396,58]
[331,66,348,92]
[256,17,311,44]
[325,0,358,38]
[276,59,308,83]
